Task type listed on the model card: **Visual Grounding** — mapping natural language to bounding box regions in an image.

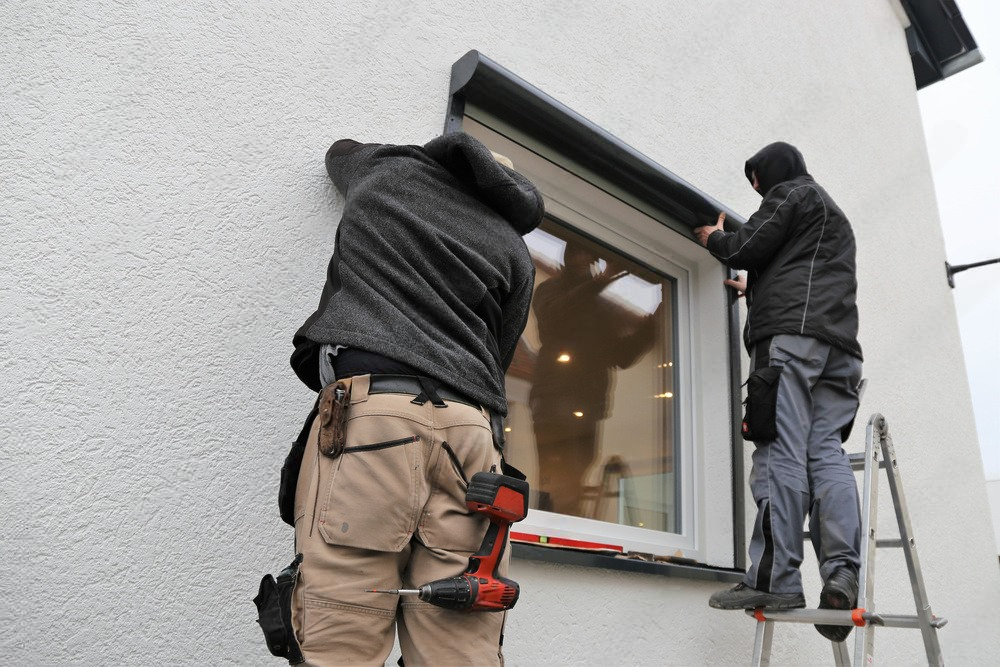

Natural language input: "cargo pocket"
[840,376,863,442]
[419,435,497,553]
[742,366,782,442]
[441,441,471,489]
[318,432,420,552]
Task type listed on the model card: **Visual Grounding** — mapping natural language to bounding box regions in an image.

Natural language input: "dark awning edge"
[903,0,984,89]
[446,50,746,237]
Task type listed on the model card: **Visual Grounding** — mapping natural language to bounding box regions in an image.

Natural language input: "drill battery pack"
[466,472,529,523]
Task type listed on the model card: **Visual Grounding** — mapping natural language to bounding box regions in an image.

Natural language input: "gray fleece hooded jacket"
[291,132,545,415]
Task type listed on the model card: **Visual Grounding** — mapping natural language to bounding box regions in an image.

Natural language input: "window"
[448,52,746,571]
[515,217,678,531]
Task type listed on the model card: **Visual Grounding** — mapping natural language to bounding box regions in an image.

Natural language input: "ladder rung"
[877,538,904,548]
[848,452,886,471]
[868,613,948,629]
[745,608,856,626]
[745,608,948,630]
[801,533,904,549]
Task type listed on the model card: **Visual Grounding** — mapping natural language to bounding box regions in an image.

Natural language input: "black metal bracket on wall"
[946,257,1000,288]
[444,49,747,572]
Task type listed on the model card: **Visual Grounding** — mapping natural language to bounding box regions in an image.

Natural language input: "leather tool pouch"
[741,366,782,442]
[318,381,351,458]
[253,554,304,664]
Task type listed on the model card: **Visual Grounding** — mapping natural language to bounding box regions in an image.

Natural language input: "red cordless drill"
[368,471,529,612]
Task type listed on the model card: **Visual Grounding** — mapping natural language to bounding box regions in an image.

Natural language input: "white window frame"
[468,123,736,565]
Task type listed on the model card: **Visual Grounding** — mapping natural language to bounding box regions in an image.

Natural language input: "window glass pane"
[505,218,679,533]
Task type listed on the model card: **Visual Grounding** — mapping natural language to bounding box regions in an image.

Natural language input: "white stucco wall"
[4,1,999,665]
[988,480,1000,556]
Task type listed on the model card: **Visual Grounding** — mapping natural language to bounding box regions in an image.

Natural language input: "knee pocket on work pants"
[398,600,505,666]
[292,565,396,663]
[317,411,423,552]
[419,417,499,553]
[742,366,782,442]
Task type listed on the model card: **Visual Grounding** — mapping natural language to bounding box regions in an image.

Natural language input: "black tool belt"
[368,374,508,452]
[752,336,773,370]
[369,374,480,409]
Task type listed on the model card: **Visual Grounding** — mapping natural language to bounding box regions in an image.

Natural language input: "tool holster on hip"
[253,554,305,665]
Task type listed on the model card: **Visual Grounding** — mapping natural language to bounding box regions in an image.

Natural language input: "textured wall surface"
[3,0,999,665]
[989,481,1000,555]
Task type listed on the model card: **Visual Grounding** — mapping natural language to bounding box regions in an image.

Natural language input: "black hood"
[744,142,809,197]
[423,132,545,236]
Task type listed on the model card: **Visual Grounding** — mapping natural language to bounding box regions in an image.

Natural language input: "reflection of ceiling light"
[655,392,674,398]
[557,353,571,362]
[573,411,584,418]
[504,427,512,433]
[668,362,673,367]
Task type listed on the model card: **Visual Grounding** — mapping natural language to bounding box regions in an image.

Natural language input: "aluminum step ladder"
[746,413,946,666]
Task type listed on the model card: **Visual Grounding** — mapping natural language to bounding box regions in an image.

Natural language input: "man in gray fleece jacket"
[288,132,544,666]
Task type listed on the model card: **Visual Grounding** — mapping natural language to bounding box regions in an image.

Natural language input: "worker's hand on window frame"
[693,212,726,247]
[724,273,747,297]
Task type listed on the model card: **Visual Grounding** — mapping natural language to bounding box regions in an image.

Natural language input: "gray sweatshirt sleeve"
[499,270,535,371]
[325,140,379,193]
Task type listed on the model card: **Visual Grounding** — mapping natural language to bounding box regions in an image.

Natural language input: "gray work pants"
[743,334,863,594]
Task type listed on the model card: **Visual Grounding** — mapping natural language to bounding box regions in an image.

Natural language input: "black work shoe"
[708,582,806,610]
[815,567,859,642]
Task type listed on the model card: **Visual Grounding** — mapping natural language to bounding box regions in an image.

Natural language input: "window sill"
[512,543,744,583]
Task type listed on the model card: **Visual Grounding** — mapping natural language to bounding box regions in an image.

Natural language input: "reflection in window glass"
[505,218,679,533]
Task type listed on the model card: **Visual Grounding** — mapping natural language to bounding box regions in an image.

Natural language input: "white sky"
[917,0,1000,480]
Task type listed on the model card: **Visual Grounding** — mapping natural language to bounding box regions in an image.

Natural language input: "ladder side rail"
[833,640,851,666]
[751,620,774,667]
[879,430,946,666]
[853,414,883,666]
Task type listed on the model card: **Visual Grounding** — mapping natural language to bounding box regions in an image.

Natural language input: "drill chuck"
[417,577,473,609]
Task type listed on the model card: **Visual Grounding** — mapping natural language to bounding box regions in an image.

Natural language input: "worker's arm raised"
[700,185,801,270]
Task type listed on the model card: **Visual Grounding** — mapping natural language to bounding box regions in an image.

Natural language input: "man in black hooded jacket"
[694,142,863,643]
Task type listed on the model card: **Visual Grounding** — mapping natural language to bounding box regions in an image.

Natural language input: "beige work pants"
[291,375,507,666]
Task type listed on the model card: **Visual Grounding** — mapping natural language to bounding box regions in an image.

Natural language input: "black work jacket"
[707,175,862,360]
